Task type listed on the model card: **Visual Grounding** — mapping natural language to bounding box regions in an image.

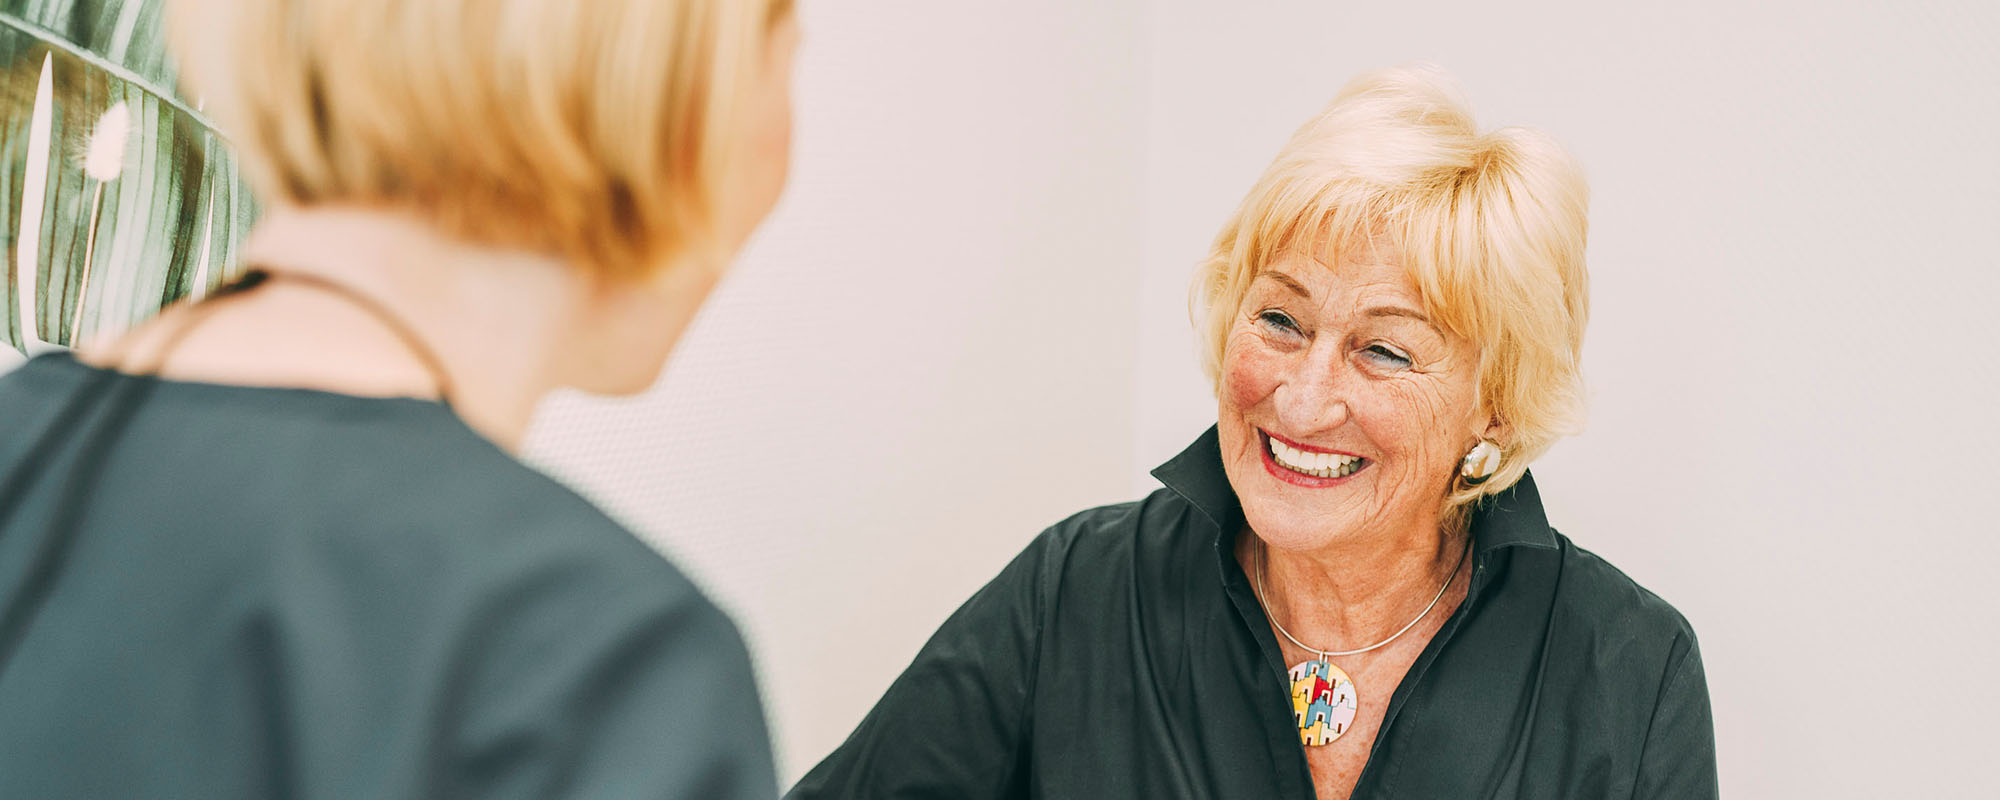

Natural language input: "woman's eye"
[1257,310,1301,334]
[1363,344,1411,368]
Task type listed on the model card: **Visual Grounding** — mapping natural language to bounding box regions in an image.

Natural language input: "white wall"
[523,1,1999,795]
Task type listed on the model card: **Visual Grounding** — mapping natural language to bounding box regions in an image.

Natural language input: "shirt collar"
[1148,425,1560,556]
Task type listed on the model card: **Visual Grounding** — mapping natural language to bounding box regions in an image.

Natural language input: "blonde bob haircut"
[168,0,794,279]
[1194,64,1590,514]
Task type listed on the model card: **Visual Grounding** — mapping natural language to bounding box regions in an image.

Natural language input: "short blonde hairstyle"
[1194,64,1590,512]
[168,0,793,279]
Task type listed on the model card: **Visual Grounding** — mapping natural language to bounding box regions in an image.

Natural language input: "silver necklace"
[1252,535,1470,747]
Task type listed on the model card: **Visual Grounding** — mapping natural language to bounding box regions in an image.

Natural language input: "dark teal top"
[0,353,776,799]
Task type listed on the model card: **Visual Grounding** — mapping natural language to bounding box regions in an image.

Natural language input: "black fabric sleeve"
[1632,639,1719,800]
[446,557,778,800]
[787,530,1060,800]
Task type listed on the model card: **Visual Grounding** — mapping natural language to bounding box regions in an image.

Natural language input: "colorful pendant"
[1288,658,1358,747]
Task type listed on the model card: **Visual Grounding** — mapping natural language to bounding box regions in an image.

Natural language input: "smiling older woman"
[791,66,1717,800]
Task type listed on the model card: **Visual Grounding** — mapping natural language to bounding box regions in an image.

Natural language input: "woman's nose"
[1274,356,1351,434]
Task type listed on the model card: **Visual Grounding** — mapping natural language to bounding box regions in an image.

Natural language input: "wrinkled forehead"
[1259,238,1407,299]
[1253,215,1458,327]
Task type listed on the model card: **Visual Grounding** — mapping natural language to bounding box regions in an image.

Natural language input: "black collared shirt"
[791,427,1717,799]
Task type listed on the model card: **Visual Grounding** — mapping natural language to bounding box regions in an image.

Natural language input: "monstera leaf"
[2,0,257,358]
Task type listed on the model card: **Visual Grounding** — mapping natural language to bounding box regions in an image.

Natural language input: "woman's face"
[1217,241,1492,552]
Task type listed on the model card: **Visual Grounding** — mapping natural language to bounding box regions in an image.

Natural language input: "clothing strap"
[119,268,456,407]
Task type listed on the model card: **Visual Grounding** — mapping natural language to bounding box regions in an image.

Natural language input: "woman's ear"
[1480,413,1509,446]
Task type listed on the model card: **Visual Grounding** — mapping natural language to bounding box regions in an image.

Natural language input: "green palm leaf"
[2,0,257,357]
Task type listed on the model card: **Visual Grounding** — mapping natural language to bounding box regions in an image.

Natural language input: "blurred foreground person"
[0,0,798,796]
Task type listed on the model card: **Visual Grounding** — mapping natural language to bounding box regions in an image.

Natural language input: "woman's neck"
[1241,514,1470,654]
[79,207,592,451]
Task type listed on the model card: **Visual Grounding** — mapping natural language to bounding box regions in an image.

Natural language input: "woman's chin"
[1243,511,1351,553]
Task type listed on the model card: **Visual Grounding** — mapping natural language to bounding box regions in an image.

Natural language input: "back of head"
[168,0,794,280]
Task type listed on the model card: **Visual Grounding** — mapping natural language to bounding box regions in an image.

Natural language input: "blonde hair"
[1194,64,1590,513]
[167,0,794,279]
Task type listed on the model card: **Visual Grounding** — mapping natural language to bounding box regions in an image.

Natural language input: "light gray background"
[520,1,1998,796]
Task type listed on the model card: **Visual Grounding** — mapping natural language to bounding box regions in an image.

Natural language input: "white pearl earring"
[1460,440,1502,485]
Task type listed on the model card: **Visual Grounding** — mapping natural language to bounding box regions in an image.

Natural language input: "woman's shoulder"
[1000,487,1227,604]
[297,413,703,613]
[1030,485,1219,553]
[225,404,769,774]
[1531,531,1701,653]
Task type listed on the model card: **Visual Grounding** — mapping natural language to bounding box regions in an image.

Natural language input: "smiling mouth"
[1264,431,1367,480]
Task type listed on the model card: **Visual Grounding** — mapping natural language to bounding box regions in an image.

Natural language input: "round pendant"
[1288,659,1358,747]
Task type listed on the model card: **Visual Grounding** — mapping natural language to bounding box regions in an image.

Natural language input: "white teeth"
[1268,435,1362,479]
